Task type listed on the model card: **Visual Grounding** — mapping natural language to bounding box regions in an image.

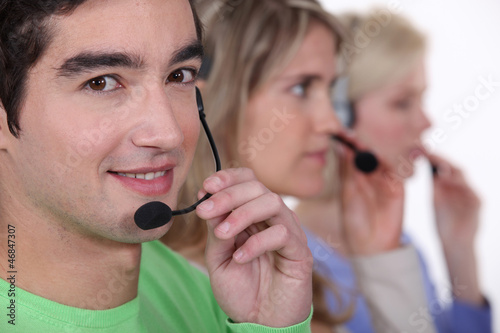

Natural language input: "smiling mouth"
[110,171,166,180]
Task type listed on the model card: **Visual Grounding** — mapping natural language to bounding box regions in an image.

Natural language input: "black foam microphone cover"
[355,151,379,174]
[332,135,379,174]
[134,201,173,230]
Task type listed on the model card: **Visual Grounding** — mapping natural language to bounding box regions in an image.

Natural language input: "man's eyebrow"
[56,52,144,77]
[56,41,203,78]
[169,40,204,67]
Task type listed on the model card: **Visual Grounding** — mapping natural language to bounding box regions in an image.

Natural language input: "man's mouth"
[114,171,167,180]
[108,168,174,197]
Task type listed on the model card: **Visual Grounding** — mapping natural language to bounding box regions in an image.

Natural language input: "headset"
[332,76,356,129]
[331,76,379,173]
[134,87,222,230]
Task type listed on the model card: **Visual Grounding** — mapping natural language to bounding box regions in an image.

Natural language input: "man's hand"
[196,168,313,327]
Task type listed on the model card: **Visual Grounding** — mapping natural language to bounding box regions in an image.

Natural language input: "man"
[0,0,313,331]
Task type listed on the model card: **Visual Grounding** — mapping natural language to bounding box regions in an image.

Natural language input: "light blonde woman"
[296,11,492,333]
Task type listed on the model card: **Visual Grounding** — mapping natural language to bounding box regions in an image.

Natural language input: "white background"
[318,0,500,330]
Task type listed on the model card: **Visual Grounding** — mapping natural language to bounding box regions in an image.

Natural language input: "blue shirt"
[304,228,492,333]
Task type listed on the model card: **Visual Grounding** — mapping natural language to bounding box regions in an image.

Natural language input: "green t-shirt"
[0,240,311,332]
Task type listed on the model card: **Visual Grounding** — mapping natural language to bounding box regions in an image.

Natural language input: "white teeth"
[115,171,166,180]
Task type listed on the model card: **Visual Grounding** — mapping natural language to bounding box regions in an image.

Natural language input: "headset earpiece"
[332,76,355,128]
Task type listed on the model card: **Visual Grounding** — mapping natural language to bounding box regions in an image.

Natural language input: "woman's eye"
[86,76,121,92]
[291,83,306,97]
[167,69,196,83]
[395,99,412,110]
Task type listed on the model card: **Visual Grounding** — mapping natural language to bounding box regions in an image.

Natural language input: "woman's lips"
[408,146,427,162]
[305,149,328,166]
[109,169,174,197]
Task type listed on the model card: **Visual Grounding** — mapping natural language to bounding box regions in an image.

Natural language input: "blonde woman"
[163,1,435,332]
[295,11,492,333]
[164,0,347,330]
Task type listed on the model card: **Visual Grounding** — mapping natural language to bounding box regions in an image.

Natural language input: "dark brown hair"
[0,0,202,137]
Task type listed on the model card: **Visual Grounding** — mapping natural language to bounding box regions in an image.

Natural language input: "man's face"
[2,0,201,242]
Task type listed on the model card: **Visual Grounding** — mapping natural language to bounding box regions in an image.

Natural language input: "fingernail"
[206,177,221,189]
[234,249,245,262]
[216,222,230,234]
[197,190,207,200]
[198,200,214,212]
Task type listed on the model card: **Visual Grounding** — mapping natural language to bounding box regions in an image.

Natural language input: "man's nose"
[130,85,184,151]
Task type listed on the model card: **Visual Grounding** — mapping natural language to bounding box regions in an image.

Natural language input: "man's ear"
[0,104,14,150]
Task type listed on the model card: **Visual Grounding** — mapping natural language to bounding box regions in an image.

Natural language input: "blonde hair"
[338,10,426,101]
[163,0,350,328]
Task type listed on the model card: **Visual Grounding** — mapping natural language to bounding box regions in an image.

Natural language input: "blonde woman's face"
[237,22,342,197]
[353,60,431,178]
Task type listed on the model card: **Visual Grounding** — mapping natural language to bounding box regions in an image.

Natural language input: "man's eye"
[167,69,196,83]
[86,76,121,92]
